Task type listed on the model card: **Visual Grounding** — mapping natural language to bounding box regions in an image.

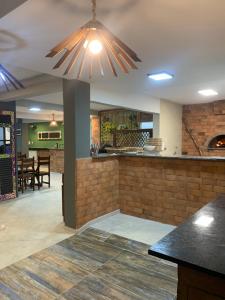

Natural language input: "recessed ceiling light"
[148,72,174,81]
[29,107,41,112]
[198,89,218,96]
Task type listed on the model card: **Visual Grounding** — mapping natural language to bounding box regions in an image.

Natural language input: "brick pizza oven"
[182,100,225,156]
[207,134,225,150]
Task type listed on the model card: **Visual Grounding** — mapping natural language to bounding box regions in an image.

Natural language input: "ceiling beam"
[0,75,62,101]
[16,112,63,122]
[0,0,28,18]
[16,99,63,111]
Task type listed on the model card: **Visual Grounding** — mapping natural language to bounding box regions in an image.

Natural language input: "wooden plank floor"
[0,228,177,299]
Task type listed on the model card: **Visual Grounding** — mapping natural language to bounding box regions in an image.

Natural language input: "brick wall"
[74,156,225,228]
[182,100,225,156]
[119,156,225,225]
[75,157,119,228]
[91,116,100,145]
[50,150,64,173]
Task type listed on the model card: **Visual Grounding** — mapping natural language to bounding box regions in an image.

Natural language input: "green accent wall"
[28,122,64,149]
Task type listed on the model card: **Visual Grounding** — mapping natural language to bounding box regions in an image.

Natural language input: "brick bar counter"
[75,154,225,228]
[29,148,64,173]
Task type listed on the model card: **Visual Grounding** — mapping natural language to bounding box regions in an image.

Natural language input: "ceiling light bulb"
[50,120,57,127]
[50,114,58,127]
[83,40,89,49]
[148,72,174,81]
[88,39,102,54]
[29,107,40,112]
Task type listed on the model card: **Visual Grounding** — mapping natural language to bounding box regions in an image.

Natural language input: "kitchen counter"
[92,152,225,161]
[149,195,225,299]
[29,148,64,150]
[149,194,225,278]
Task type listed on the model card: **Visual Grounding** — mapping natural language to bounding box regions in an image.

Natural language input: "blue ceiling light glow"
[0,72,6,81]
[0,64,25,91]
[148,72,174,81]
[29,107,41,112]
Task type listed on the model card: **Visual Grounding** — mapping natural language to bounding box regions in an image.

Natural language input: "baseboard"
[76,209,120,234]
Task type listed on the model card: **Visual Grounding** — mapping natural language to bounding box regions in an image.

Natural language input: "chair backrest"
[37,156,50,172]
[21,157,34,173]
[18,153,26,160]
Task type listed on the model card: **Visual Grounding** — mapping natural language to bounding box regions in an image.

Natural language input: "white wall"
[153,113,160,138]
[91,84,183,155]
[159,99,182,155]
[91,84,160,114]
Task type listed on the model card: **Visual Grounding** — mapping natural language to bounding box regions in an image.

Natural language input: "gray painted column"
[63,79,90,228]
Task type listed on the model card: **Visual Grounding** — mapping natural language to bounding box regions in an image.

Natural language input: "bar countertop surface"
[29,148,64,151]
[92,152,225,161]
[148,195,225,278]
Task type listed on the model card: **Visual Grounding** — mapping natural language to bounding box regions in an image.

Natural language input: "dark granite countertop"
[29,148,64,151]
[149,195,225,278]
[92,153,119,159]
[92,152,225,161]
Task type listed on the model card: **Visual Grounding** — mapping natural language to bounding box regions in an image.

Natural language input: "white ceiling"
[16,98,118,121]
[16,105,63,121]
[29,92,117,109]
[1,0,225,104]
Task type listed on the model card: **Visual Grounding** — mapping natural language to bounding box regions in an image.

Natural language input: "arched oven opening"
[208,135,225,150]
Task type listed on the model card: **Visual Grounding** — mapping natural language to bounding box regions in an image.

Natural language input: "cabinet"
[177,266,225,300]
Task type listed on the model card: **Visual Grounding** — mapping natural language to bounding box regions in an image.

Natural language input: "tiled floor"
[0,173,75,270]
[0,227,178,299]
[0,172,178,299]
[0,171,175,271]
[91,213,175,245]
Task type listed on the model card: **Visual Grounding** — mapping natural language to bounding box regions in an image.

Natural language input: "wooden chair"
[18,157,35,193]
[36,156,51,189]
[17,154,27,176]
[17,153,26,160]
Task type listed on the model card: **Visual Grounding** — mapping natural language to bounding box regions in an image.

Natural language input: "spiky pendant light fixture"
[0,64,25,91]
[46,0,141,79]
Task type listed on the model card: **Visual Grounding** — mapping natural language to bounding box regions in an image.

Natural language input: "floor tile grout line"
[87,248,147,300]
[103,240,149,256]
[58,249,139,300]
[75,230,150,258]
[57,272,94,298]
[0,228,177,299]
[55,235,126,297]
[92,257,177,300]
[93,272,144,300]
[8,250,96,299]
